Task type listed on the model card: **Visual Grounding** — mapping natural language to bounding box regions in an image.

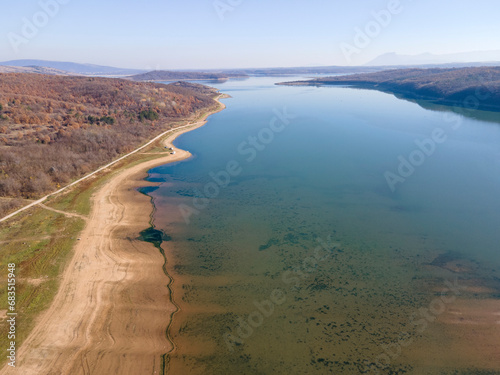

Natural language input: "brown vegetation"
[129,70,248,81]
[0,73,218,207]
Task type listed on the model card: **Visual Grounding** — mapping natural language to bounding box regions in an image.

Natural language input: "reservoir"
[148,76,500,374]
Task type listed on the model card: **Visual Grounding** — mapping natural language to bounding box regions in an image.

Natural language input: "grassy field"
[0,204,85,364]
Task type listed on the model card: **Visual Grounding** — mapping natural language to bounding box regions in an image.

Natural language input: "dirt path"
[0,116,213,224]
[38,203,89,221]
[0,101,225,374]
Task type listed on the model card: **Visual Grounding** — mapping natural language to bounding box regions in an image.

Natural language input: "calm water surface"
[147,77,500,374]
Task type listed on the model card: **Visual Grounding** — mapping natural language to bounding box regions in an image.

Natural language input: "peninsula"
[277,67,500,112]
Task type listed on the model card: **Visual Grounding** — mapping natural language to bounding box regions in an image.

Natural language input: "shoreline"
[0,96,226,374]
[276,80,500,115]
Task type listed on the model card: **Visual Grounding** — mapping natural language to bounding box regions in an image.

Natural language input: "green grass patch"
[48,177,100,216]
[0,208,85,367]
[147,146,171,153]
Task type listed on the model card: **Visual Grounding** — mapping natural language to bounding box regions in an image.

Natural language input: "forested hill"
[0,74,219,214]
[129,70,248,81]
[278,67,500,111]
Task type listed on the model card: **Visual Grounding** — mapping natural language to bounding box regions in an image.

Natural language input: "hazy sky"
[1,0,500,69]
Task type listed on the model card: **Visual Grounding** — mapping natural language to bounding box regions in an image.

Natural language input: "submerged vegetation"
[139,227,171,249]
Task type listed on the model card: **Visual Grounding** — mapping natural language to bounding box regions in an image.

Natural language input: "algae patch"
[138,227,172,249]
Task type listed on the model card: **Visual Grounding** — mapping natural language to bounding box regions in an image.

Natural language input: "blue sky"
[1,0,500,69]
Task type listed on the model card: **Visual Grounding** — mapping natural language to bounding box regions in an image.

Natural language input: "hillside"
[130,70,248,81]
[0,74,219,214]
[0,65,75,75]
[365,51,500,66]
[0,60,146,76]
[277,67,500,111]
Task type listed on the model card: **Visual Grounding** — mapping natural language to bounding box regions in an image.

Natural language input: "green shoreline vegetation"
[0,99,224,368]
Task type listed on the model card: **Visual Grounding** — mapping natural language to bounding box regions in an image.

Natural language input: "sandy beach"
[0,98,225,375]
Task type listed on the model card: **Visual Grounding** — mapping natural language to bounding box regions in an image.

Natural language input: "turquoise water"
[148,77,500,374]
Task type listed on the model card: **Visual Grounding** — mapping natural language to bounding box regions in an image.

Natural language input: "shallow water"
[147,77,500,374]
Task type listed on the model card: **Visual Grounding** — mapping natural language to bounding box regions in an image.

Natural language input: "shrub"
[100,116,115,125]
[138,109,159,121]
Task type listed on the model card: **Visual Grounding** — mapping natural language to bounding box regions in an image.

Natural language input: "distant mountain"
[129,70,248,81]
[0,60,146,76]
[366,51,500,67]
[0,65,75,75]
[233,66,383,76]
